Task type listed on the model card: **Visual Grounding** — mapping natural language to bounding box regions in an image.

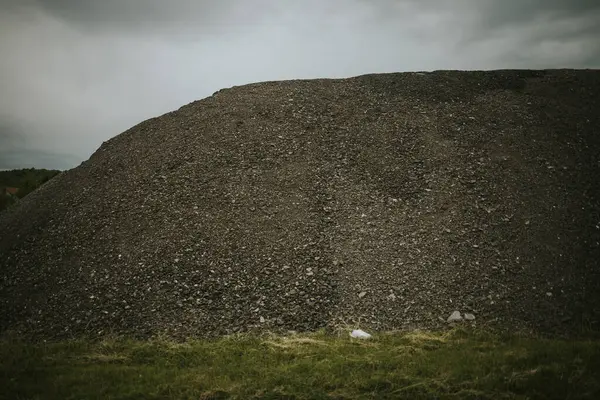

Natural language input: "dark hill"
[1,70,599,340]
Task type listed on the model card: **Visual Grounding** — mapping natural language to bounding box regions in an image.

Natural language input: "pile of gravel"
[1,70,599,340]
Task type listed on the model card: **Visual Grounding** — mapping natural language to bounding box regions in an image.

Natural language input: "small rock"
[350,329,372,339]
[546,292,552,297]
[358,291,367,298]
[464,313,476,321]
[259,316,265,323]
[447,311,463,323]
[387,293,396,301]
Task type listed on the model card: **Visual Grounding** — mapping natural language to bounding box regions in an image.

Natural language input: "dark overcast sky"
[1,0,599,170]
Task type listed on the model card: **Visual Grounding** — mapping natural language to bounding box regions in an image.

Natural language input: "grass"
[1,328,599,399]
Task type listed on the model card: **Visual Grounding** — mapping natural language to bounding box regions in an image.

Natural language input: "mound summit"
[1,70,599,340]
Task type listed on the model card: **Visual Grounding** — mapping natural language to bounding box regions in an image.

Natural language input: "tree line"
[0,168,61,212]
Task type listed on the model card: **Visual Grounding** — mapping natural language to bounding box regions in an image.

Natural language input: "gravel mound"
[1,70,599,340]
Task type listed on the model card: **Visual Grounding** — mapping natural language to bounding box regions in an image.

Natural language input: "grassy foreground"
[1,329,599,400]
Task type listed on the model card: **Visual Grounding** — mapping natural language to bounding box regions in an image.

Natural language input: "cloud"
[0,149,80,171]
[12,0,281,39]
[0,0,598,170]
[481,0,600,28]
[0,119,78,170]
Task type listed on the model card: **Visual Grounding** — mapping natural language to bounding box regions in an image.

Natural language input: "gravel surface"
[1,69,599,340]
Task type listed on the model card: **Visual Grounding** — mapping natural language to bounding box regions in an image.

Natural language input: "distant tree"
[0,168,61,206]
[0,192,17,212]
[0,168,59,193]
[16,173,39,199]
[0,193,7,211]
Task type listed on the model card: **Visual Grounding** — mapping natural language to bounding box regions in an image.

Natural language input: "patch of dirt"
[1,69,599,340]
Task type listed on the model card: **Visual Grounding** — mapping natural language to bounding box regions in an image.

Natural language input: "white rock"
[358,291,367,298]
[447,311,463,323]
[464,313,476,321]
[259,316,265,323]
[350,329,372,339]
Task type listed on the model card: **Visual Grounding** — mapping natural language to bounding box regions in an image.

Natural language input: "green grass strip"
[2,328,599,399]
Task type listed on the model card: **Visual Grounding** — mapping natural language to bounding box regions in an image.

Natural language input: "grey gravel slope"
[1,70,599,339]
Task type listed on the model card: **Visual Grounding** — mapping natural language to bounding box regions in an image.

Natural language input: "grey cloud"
[468,1,600,68]
[365,1,600,41]
[481,0,600,27]
[0,121,78,170]
[0,149,79,170]
[18,0,280,38]
[381,0,600,21]
[9,1,600,39]
[0,121,27,146]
